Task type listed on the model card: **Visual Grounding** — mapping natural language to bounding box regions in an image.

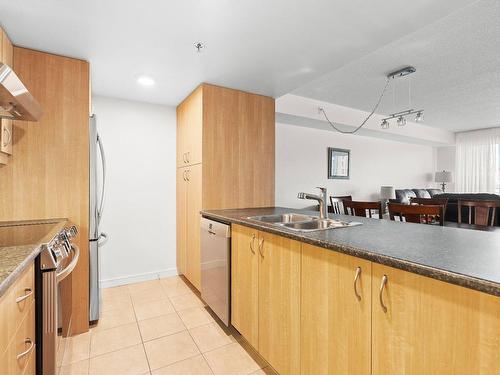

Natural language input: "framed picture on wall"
[328,147,350,179]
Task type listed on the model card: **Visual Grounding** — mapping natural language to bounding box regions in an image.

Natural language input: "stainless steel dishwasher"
[200,217,231,326]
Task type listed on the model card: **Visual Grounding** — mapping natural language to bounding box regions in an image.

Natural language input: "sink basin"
[246,213,315,224]
[246,213,362,232]
[283,219,360,232]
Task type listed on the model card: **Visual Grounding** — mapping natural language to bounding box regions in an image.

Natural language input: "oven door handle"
[56,244,80,283]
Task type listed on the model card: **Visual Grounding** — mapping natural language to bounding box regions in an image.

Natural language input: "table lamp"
[435,171,452,192]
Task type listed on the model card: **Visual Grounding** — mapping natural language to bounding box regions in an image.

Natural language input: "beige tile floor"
[57,275,275,375]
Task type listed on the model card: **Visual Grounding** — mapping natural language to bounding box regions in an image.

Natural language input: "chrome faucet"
[297,187,328,219]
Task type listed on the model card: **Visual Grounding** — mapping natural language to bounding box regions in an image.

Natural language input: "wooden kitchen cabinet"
[177,164,202,290]
[176,168,188,275]
[176,85,202,168]
[301,244,371,375]
[0,26,14,165]
[0,263,36,375]
[231,228,301,375]
[176,84,275,290]
[258,231,301,375]
[185,164,202,289]
[231,224,259,348]
[372,263,500,375]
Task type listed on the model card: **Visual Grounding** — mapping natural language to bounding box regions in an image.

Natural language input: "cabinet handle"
[186,152,190,163]
[183,153,187,163]
[17,338,34,360]
[257,236,264,257]
[16,288,33,304]
[353,267,362,301]
[249,234,256,254]
[3,126,11,147]
[186,170,190,181]
[182,170,186,181]
[379,275,388,313]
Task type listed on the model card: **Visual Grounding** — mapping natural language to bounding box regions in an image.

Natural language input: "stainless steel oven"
[36,226,79,375]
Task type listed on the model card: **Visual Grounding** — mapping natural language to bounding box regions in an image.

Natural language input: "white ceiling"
[294,0,500,132]
[0,0,476,110]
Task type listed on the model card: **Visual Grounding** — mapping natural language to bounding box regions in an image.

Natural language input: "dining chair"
[410,197,449,219]
[388,202,444,226]
[458,200,498,227]
[329,195,352,215]
[343,200,383,219]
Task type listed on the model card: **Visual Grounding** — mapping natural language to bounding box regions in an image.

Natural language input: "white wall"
[92,96,177,287]
[435,146,456,192]
[276,123,438,207]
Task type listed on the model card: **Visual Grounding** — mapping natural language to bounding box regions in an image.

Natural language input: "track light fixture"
[380,109,424,129]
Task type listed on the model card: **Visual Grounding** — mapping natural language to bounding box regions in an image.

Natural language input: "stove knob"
[65,226,78,238]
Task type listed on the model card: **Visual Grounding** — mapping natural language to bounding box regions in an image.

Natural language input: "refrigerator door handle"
[97,133,106,225]
[98,232,108,246]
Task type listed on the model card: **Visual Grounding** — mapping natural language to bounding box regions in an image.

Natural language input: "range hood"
[0,62,43,122]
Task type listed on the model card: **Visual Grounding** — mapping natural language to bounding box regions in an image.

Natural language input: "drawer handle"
[3,126,11,147]
[258,237,264,257]
[379,275,388,313]
[249,234,256,254]
[183,153,187,163]
[353,267,362,301]
[16,288,33,304]
[17,338,34,360]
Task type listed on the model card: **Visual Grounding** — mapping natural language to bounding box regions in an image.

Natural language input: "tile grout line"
[130,291,154,375]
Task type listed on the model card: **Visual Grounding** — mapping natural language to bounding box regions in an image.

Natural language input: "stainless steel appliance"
[200,218,231,326]
[89,114,107,322]
[38,225,79,375]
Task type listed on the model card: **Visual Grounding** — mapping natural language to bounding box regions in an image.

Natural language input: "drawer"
[0,302,35,375]
[0,263,35,355]
[1,119,13,155]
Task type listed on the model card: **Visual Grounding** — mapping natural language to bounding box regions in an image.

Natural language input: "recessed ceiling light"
[137,76,155,86]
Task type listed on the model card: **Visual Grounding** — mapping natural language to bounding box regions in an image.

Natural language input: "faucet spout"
[297,187,328,219]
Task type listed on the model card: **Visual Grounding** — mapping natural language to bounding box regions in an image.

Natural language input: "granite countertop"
[201,207,500,297]
[0,218,67,298]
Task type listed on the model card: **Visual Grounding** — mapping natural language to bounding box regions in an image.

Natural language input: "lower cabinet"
[301,244,371,375]
[231,225,301,375]
[258,231,301,375]
[0,263,36,375]
[372,263,500,375]
[231,225,500,375]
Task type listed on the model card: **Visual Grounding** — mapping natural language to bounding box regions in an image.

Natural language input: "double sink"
[246,213,361,232]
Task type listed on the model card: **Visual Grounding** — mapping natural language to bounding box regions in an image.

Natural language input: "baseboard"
[100,267,179,288]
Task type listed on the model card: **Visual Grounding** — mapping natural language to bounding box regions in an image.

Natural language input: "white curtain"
[455,127,500,193]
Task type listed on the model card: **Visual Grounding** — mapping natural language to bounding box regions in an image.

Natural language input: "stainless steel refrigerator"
[89,114,107,322]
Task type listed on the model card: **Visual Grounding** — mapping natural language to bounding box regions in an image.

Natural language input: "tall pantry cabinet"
[176,83,275,290]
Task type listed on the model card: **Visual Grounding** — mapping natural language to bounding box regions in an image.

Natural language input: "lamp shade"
[380,186,396,200]
[435,170,453,183]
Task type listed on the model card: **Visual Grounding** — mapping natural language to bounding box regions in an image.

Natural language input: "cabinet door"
[301,245,371,375]
[185,164,202,290]
[372,264,500,375]
[176,86,202,168]
[231,224,259,348]
[1,119,13,155]
[176,168,188,275]
[258,232,301,375]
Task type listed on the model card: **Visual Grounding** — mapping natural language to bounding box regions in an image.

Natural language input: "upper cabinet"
[0,27,13,165]
[177,86,202,167]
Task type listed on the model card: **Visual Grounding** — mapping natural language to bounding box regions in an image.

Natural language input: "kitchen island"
[201,207,500,375]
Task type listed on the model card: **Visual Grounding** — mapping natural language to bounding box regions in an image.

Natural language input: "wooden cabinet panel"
[372,264,500,375]
[176,168,188,275]
[231,224,259,348]
[202,84,275,210]
[1,27,13,66]
[185,164,202,290]
[258,232,301,375]
[0,263,34,356]
[0,27,13,164]
[301,244,371,375]
[176,86,202,167]
[0,301,35,375]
